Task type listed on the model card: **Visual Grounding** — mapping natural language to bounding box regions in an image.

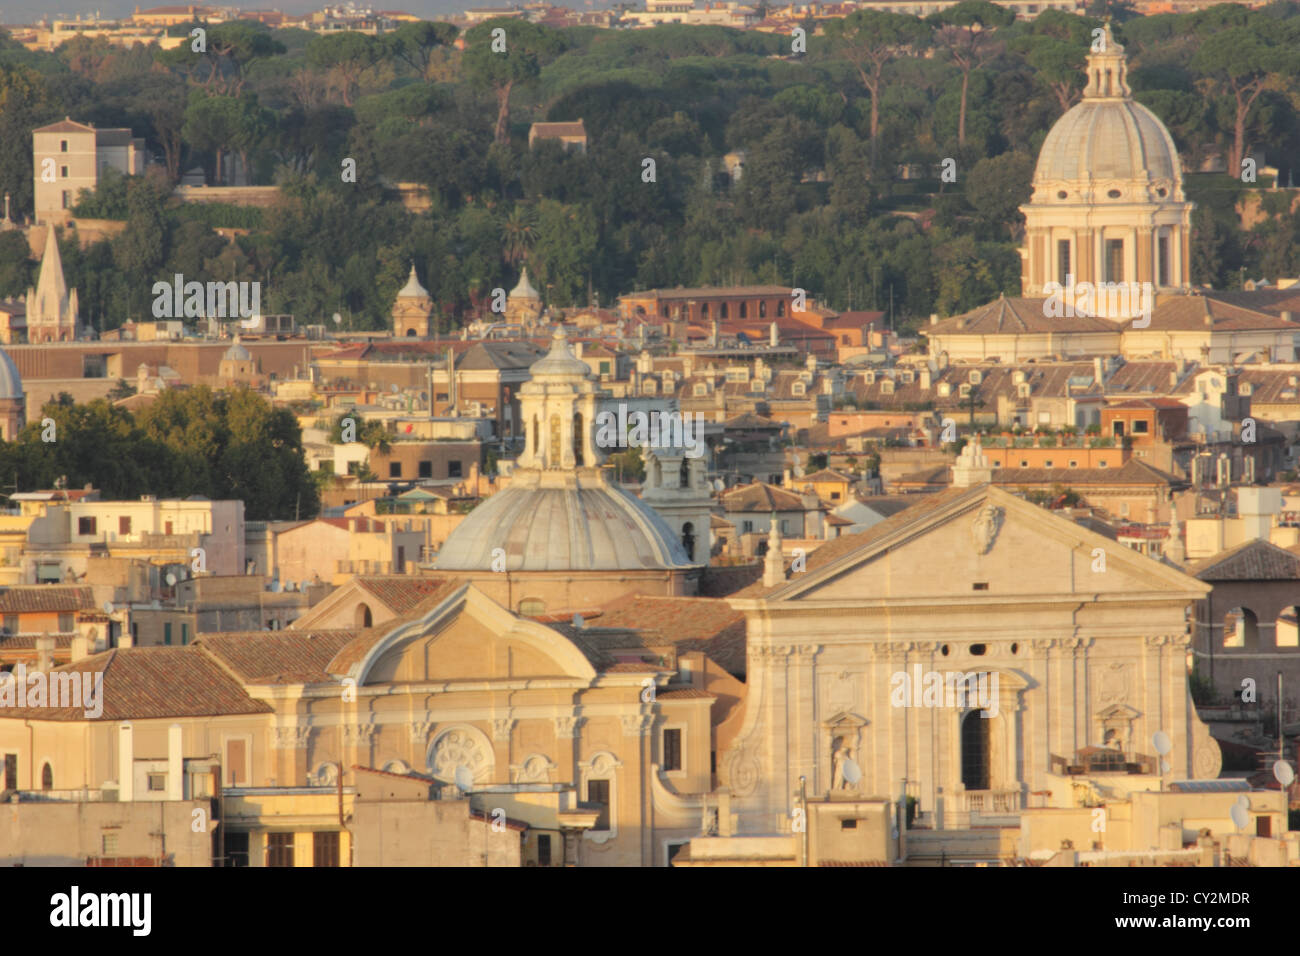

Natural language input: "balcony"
[1050,749,1157,776]
[957,789,1022,814]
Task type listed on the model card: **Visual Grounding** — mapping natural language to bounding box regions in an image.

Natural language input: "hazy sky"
[0,1,518,27]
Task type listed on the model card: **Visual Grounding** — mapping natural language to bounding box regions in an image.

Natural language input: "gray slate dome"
[223,341,251,362]
[529,326,590,378]
[434,472,693,572]
[0,348,22,400]
[1034,98,1180,185]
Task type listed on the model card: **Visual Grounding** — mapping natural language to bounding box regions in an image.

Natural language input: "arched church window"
[355,603,373,629]
[573,413,584,467]
[679,458,690,488]
[532,416,539,455]
[42,763,53,790]
[682,522,695,561]
[549,415,561,467]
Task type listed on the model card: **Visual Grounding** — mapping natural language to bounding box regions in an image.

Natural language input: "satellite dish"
[454,765,474,793]
[1275,760,1296,787]
[391,384,399,393]
[332,312,342,325]
[102,601,113,614]
[572,613,584,628]
[1237,794,1250,810]
[842,757,862,785]
[1151,731,1172,756]
[165,573,176,586]
[301,579,312,593]
[1229,803,1248,830]
[271,580,282,593]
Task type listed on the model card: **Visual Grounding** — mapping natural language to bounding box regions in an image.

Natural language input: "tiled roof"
[656,687,716,699]
[355,576,455,614]
[0,647,270,721]
[624,285,796,300]
[531,120,586,138]
[592,594,747,677]
[722,482,814,513]
[799,468,854,483]
[1125,294,1300,331]
[927,297,1115,335]
[0,587,95,614]
[326,581,466,673]
[724,412,778,429]
[195,630,357,684]
[1192,539,1300,581]
[994,459,1181,488]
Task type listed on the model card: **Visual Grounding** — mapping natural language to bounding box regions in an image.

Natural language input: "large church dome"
[0,348,21,400]
[1034,98,1180,191]
[434,328,694,573]
[434,471,693,572]
[1030,24,1183,203]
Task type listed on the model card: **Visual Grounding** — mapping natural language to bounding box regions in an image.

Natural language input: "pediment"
[354,585,597,685]
[766,486,1207,604]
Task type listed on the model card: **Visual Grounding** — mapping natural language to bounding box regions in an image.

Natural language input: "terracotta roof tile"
[355,576,456,614]
[0,647,270,721]
[1192,539,1300,581]
[0,587,95,614]
[195,630,357,684]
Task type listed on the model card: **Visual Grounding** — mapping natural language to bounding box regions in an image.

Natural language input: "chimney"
[920,367,932,390]
[930,313,938,326]
[783,468,792,486]
[1093,356,1104,388]
[35,633,55,672]
[119,723,134,802]
[167,723,184,801]
[71,634,89,662]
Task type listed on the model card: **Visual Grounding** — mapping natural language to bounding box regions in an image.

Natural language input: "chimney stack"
[35,633,55,672]
[119,723,134,802]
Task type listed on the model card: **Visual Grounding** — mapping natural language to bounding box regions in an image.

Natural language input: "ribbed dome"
[434,471,693,572]
[223,341,251,362]
[1034,99,1179,186]
[510,267,540,301]
[528,326,589,378]
[0,348,20,400]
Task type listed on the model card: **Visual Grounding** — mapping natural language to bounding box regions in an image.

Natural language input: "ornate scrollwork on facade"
[491,717,515,742]
[273,724,311,750]
[724,745,760,798]
[971,504,1004,555]
[554,715,582,738]
[342,723,375,746]
[1030,638,1056,652]
[620,712,653,737]
[428,726,494,783]
[410,720,432,744]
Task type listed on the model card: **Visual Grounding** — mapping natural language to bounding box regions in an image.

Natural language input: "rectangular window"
[78,517,97,536]
[1104,238,1124,284]
[388,462,402,478]
[448,461,463,479]
[58,613,73,632]
[102,831,119,855]
[164,622,172,645]
[4,753,16,789]
[61,191,71,209]
[226,739,246,786]
[181,623,189,645]
[418,460,432,478]
[313,831,340,867]
[1133,419,1149,434]
[147,773,166,792]
[60,166,69,179]
[599,361,610,375]
[663,729,682,772]
[2,614,15,634]
[537,833,552,867]
[164,521,173,535]
[267,832,295,867]
[587,778,610,831]
[1158,235,1170,287]
[742,520,753,533]
[60,140,68,152]
[1057,239,1071,284]
[119,516,131,534]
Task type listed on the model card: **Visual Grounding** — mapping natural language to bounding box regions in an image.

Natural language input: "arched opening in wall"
[1224,607,1259,649]
[573,413,584,467]
[960,710,989,791]
[41,763,52,790]
[406,328,416,337]
[681,522,695,562]
[679,458,690,488]
[532,415,539,455]
[1277,607,1300,648]
[355,603,373,629]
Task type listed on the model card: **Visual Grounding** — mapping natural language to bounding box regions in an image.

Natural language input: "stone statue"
[831,740,852,790]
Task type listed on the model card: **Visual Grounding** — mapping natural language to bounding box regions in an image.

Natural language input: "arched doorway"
[355,603,373,629]
[960,710,989,791]
[1224,606,1260,649]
